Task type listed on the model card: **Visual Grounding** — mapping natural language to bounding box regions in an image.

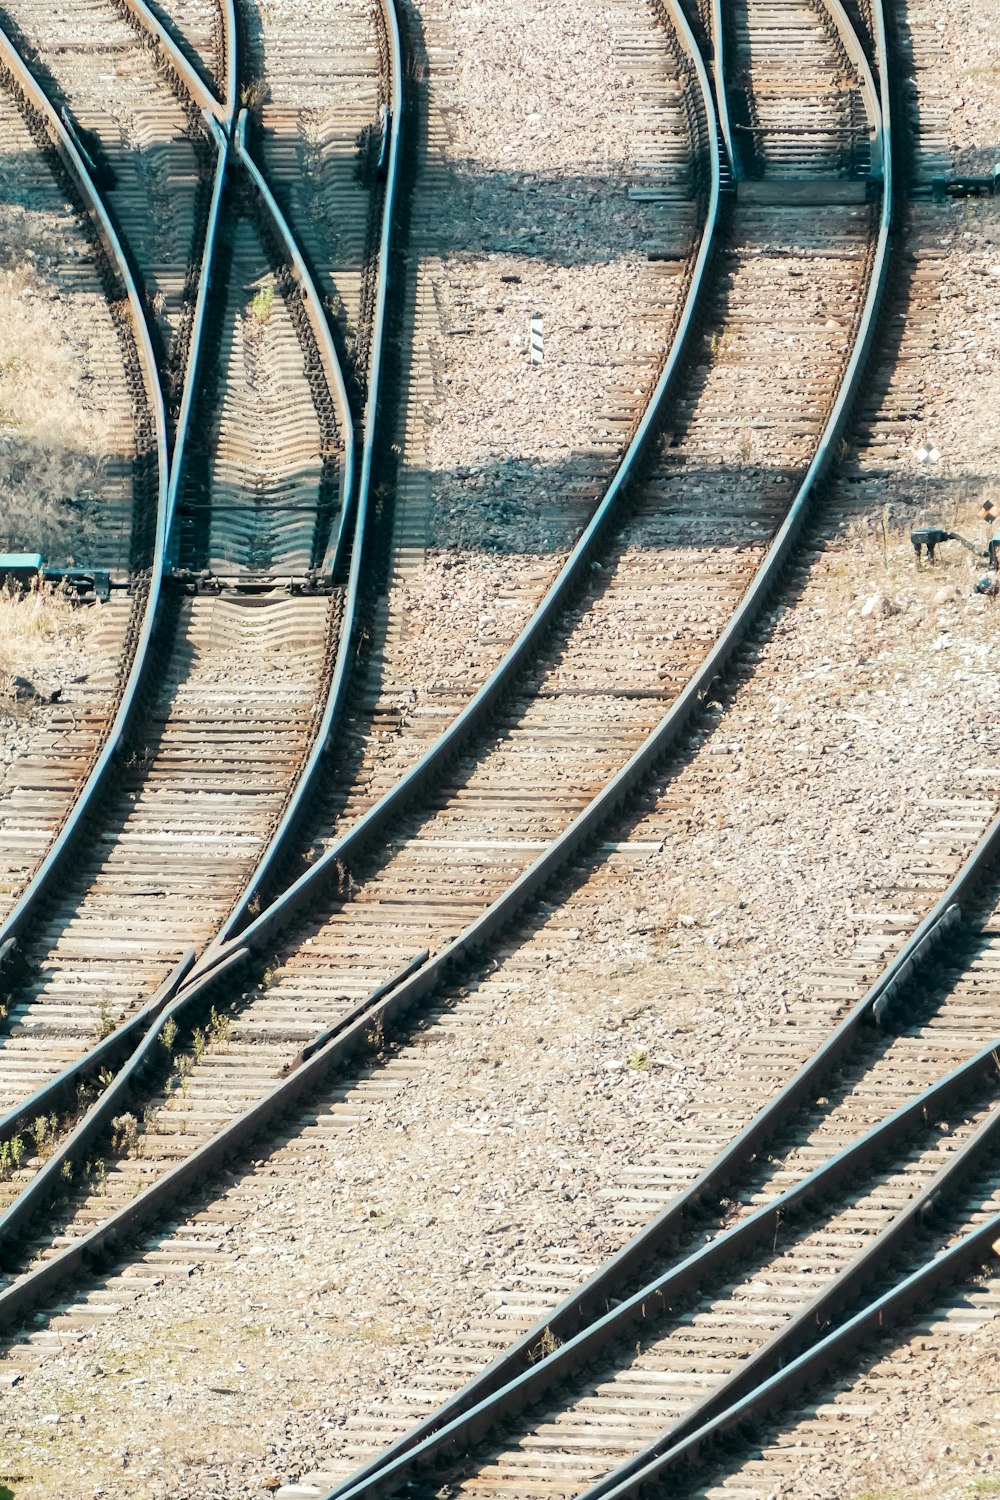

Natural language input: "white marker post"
[915,438,941,516]
[529,314,543,364]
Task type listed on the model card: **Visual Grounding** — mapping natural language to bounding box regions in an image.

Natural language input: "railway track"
[3,2,993,1495]
[0,28,167,953]
[296,0,708,859]
[132,0,236,125]
[0,0,894,1405]
[688,1216,1000,1497]
[0,0,719,1271]
[0,0,214,949]
[0,0,706,1151]
[309,217,1000,1500]
[328,843,1000,1497]
[247,13,1000,1494]
[236,0,387,396]
[0,1,384,1174]
[1,0,213,405]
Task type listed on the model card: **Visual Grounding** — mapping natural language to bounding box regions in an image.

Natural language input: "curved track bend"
[0,5,893,1430]
[0,24,168,994]
[0,3,368,1180]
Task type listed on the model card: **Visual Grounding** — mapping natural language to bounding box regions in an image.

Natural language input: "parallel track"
[0,7,893,1436]
[1,0,213,407]
[0,1,370,1171]
[291,14,1000,1493]
[295,0,707,868]
[6,6,993,1498]
[0,0,705,1149]
[236,0,388,396]
[0,0,721,1334]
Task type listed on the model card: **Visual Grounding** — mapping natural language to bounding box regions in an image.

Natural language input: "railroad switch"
[910,526,980,563]
[975,532,1000,595]
[930,165,1000,201]
[43,567,113,602]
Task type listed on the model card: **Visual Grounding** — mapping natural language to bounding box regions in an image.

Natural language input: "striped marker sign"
[529,314,543,364]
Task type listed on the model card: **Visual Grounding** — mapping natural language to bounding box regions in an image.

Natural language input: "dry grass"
[0,262,118,558]
[0,585,93,715]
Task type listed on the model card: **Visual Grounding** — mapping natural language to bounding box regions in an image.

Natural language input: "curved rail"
[0,24,169,957]
[327,938,1000,1500]
[114,0,382,937]
[320,6,900,1489]
[194,0,883,987]
[218,0,403,933]
[826,0,884,176]
[621,1163,1000,1498]
[220,0,237,127]
[709,0,739,179]
[118,0,236,130]
[0,0,392,1144]
[580,1106,1000,1497]
[185,0,722,981]
[233,112,355,561]
[0,113,227,1129]
[0,0,720,1298]
[0,1,898,1400]
[0,0,884,1282]
[0,949,418,1306]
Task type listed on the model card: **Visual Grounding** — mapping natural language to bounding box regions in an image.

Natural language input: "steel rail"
[233,112,355,564]
[165,116,229,566]
[3,0,881,1362]
[0,0,392,1152]
[203,0,883,1072]
[0,953,420,1314]
[626,1198,1000,1496]
[0,0,880,1292]
[826,0,884,177]
[589,1133,1000,1498]
[220,0,237,128]
[319,0,895,1491]
[182,0,722,983]
[0,98,226,1059]
[120,0,356,563]
[0,0,717,1305]
[0,952,195,1151]
[117,0,236,129]
[580,1100,1000,1498]
[117,0,393,945]
[218,0,404,934]
[190,0,889,986]
[328,997,1000,1500]
[0,0,887,1361]
[0,25,169,959]
[709,0,739,178]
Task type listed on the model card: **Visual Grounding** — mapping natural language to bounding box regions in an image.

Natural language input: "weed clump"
[249,283,275,325]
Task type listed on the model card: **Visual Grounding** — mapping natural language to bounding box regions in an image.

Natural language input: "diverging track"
[394,856,1000,1500]
[0,0,893,1403]
[0,2,397,1190]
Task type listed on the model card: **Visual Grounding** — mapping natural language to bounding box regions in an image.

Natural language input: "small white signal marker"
[529,314,544,364]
